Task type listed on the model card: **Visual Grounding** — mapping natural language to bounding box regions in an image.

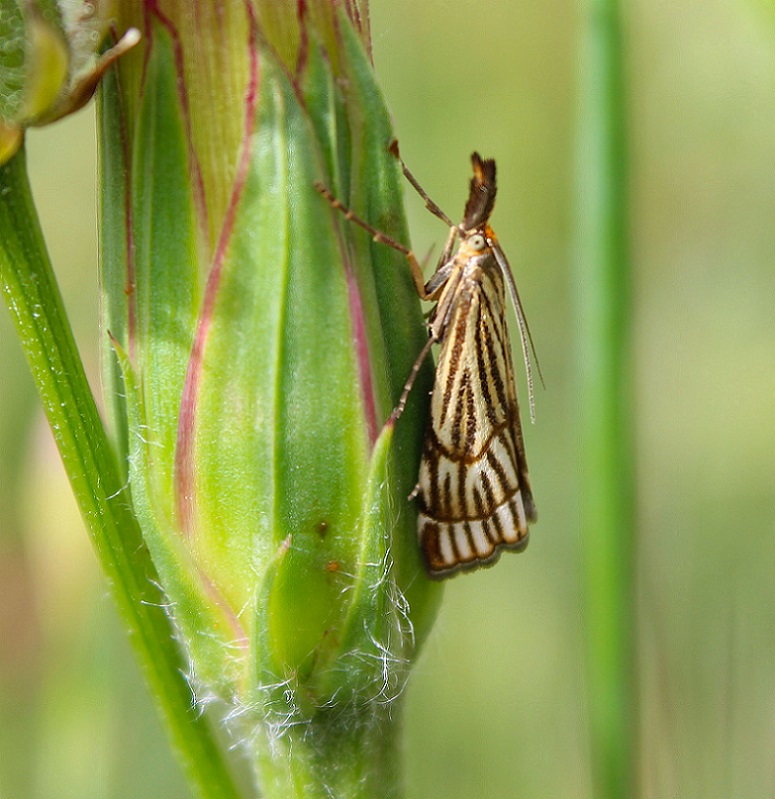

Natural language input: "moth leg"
[314,182,431,300]
[389,334,437,424]
[389,268,462,424]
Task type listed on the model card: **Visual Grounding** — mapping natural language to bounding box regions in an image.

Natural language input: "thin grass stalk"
[0,149,242,799]
[575,0,637,796]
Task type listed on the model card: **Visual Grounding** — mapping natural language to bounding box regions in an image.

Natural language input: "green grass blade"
[575,0,637,795]
[0,148,243,799]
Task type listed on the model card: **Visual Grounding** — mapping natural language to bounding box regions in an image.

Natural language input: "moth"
[316,145,539,578]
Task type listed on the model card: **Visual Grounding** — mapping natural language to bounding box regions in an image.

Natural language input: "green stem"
[575,0,637,796]
[0,148,242,799]
[253,704,403,799]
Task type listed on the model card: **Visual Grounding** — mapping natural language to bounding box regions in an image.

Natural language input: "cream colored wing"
[416,262,536,577]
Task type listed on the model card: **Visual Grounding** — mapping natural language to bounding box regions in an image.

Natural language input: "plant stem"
[575,0,637,796]
[0,148,242,799]
[252,703,403,799]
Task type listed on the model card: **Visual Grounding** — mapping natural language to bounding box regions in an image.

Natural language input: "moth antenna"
[389,140,455,228]
[492,245,544,423]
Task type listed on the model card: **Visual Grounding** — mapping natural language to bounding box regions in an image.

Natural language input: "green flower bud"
[100,4,441,793]
[0,0,138,164]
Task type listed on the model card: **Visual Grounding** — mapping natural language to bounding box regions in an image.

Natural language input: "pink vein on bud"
[143,2,210,245]
[174,4,260,538]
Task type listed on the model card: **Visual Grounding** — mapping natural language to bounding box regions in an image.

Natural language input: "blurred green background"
[1,1,773,797]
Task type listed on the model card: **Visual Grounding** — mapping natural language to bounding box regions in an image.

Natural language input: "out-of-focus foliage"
[0,0,139,164]
[0,1,772,797]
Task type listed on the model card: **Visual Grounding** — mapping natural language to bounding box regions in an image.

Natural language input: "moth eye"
[469,234,486,251]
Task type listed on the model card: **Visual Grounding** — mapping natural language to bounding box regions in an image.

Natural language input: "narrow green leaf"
[131,18,201,504]
[576,0,637,795]
[96,58,131,468]
[322,422,413,703]
[111,333,245,697]
[0,149,243,799]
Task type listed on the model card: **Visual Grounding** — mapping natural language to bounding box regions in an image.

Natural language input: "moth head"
[468,232,487,251]
[459,228,492,260]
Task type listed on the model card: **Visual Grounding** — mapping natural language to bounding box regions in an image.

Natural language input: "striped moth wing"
[414,155,537,577]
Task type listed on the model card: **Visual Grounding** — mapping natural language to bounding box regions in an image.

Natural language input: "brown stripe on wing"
[432,269,508,453]
[475,267,537,525]
[416,408,533,577]
[474,299,501,427]
[477,276,512,415]
[419,491,529,577]
[438,287,473,427]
